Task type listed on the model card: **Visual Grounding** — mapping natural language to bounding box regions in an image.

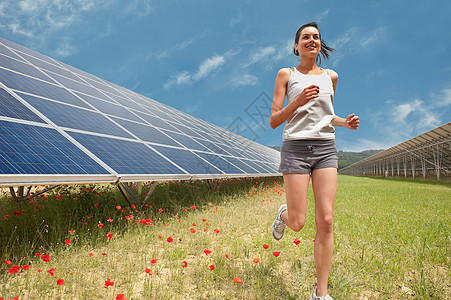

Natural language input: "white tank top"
[283,67,335,140]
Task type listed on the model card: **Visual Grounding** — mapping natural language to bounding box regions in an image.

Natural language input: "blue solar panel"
[0,37,280,185]
[0,88,44,123]
[68,132,183,175]
[0,120,108,175]
[17,92,134,138]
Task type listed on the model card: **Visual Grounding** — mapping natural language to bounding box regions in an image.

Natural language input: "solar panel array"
[0,37,280,186]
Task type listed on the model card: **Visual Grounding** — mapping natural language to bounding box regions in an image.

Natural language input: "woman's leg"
[311,167,337,297]
[281,173,310,232]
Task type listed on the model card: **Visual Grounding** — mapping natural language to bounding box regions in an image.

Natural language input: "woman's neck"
[297,56,319,74]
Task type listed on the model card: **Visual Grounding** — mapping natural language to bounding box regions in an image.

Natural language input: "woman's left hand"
[346,114,360,130]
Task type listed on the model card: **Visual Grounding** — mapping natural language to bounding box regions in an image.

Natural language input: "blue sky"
[0,0,450,151]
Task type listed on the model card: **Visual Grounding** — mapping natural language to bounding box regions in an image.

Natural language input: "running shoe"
[309,287,333,300]
[271,204,287,240]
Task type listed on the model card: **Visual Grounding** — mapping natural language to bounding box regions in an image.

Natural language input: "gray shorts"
[278,139,338,174]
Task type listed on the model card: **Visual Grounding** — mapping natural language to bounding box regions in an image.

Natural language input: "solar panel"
[0,37,280,186]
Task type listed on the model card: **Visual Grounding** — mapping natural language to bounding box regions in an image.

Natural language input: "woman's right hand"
[294,85,319,108]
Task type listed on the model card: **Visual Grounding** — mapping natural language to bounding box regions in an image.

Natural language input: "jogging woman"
[269,22,359,300]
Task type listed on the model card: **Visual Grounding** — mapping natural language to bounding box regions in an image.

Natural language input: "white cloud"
[244,46,275,67]
[329,26,386,67]
[230,12,242,27]
[231,73,258,87]
[55,39,77,58]
[274,39,293,61]
[164,55,226,89]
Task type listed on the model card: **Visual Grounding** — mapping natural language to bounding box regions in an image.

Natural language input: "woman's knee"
[316,214,334,233]
[290,218,306,232]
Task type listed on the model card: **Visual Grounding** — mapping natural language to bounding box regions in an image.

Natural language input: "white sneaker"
[271,204,287,240]
[309,287,333,300]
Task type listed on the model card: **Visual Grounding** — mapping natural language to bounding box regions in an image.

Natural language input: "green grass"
[0,176,449,299]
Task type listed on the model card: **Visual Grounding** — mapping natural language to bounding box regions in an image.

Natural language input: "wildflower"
[65,239,71,245]
[273,251,281,257]
[22,265,30,270]
[116,206,121,210]
[263,244,269,249]
[191,206,196,209]
[209,264,215,271]
[107,218,113,222]
[41,254,51,262]
[145,268,152,275]
[182,261,188,268]
[167,237,173,243]
[98,224,104,228]
[234,277,242,284]
[192,222,197,226]
[214,229,220,233]
[104,278,114,288]
[204,249,212,256]
[190,228,196,233]
[116,294,127,300]
[151,259,157,264]
[89,253,94,257]
[225,254,230,260]
[8,265,21,275]
[5,260,12,265]
[253,258,260,263]
[57,279,65,285]
[47,268,55,276]
[107,233,113,240]
[293,238,301,245]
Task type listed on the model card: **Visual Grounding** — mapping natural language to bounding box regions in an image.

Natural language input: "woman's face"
[295,26,321,58]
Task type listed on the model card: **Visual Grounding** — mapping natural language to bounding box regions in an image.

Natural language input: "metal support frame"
[116,181,158,208]
[9,185,60,202]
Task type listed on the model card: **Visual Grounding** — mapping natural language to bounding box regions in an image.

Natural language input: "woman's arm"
[328,69,360,130]
[269,68,319,129]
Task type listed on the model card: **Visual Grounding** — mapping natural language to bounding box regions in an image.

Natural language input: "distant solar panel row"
[0,37,280,186]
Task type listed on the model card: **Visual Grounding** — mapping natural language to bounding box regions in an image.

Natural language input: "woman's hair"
[293,22,334,65]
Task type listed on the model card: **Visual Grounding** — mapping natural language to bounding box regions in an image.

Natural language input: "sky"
[0,0,450,151]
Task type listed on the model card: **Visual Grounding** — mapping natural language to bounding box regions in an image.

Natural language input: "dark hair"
[293,22,334,65]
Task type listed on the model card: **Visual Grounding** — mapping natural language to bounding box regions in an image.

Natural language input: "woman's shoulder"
[276,68,292,82]
[325,68,338,80]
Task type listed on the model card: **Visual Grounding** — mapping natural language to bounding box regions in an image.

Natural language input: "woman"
[269,22,359,300]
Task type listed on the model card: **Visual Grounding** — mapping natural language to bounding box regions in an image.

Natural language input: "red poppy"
[190,228,196,233]
[89,253,94,257]
[158,209,163,212]
[204,250,211,256]
[41,254,51,262]
[209,264,215,271]
[167,237,173,243]
[182,261,188,268]
[116,294,127,300]
[192,222,197,226]
[107,233,113,240]
[22,265,30,270]
[263,244,269,249]
[191,206,196,209]
[8,265,21,275]
[145,268,152,275]
[5,260,12,265]
[202,218,206,222]
[253,258,260,263]
[65,239,71,245]
[57,279,65,285]
[116,206,121,210]
[107,218,113,222]
[158,235,162,239]
[214,229,220,233]
[151,259,157,264]
[47,268,55,276]
[94,203,99,207]
[273,251,281,257]
[101,253,107,256]
[225,254,230,260]
[293,238,301,245]
[313,239,315,242]
[234,277,242,284]
[104,278,114,288]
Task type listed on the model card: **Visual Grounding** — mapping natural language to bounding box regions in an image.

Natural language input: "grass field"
[0,176,449,299]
